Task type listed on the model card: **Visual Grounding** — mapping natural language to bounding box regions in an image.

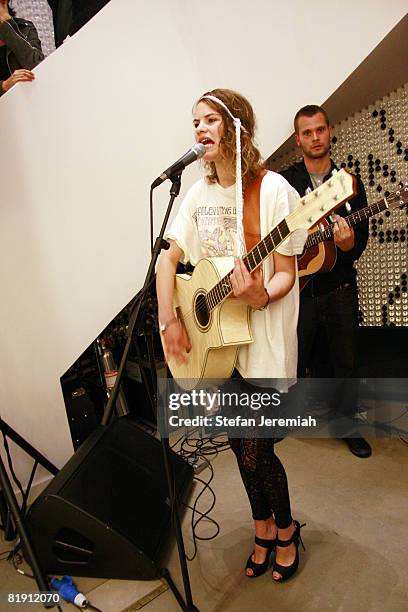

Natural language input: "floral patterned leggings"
[229,436,293,527]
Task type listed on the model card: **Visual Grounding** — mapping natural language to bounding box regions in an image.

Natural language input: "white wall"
[0,0,406,481]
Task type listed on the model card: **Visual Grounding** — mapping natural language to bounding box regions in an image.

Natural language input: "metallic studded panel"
[273,83,408,326]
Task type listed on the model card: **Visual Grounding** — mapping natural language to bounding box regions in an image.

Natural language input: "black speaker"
[25,417,193,580]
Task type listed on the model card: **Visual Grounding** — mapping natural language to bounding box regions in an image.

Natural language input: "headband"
[199,94,246,257]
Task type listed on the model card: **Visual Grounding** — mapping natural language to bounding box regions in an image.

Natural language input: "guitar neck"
[203,167,357,311]
[206,218,290,311]
[304,198,388,249]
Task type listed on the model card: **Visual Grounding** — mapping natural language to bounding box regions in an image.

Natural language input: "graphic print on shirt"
[193,204,238,257]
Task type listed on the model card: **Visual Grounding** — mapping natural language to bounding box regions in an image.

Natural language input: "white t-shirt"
[166,171,306,384]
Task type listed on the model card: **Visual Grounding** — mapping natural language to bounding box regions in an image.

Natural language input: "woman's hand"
[1,69,35,92]
[161,320,192,365]
[230,258,269,310]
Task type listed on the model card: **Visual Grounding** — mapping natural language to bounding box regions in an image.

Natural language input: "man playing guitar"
[280,105,371,458]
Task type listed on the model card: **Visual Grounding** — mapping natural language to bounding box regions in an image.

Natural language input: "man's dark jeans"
[297,284,360,435]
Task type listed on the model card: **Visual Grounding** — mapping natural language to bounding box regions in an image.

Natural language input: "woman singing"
[156,88,306,581]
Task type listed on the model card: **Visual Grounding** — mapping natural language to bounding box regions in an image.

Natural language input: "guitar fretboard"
[206,219,290,311]
[305,199,388,249]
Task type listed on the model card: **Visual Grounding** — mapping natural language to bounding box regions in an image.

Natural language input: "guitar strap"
[243,169,267,251]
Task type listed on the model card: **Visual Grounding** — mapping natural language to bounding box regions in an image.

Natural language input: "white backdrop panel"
[0,0,406,478]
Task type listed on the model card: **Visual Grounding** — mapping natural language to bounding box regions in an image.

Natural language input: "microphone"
[151,143,206,188]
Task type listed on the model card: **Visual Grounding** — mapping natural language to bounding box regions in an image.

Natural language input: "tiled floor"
[0,538,165,612]
[1,436,408,611]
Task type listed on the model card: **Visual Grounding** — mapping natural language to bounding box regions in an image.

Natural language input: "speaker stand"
[161,568,198,612]
[0,418,59,609]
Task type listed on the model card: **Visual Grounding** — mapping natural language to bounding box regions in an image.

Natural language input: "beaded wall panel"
[272,83,408,327]
[11,0,56,57]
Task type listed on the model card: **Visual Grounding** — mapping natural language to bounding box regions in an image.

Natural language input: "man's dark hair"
[294,105,330,133]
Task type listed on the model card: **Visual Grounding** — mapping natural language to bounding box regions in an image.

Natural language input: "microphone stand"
[101,174,199,612]
[0,418,59,609]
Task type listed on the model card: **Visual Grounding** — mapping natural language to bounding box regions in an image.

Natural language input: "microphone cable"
[182,456,219,562]
[170,431,231,561]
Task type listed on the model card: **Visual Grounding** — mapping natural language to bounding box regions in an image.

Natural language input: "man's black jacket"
[280,159,368,296]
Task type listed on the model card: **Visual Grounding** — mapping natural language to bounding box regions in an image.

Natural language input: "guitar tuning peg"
[319,223,325,233]
[345,202,351,213]
[305,187,312,195]
[331,169,338,175]
[329,214,336,223]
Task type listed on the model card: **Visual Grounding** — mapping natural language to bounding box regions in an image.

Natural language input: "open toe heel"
[272,520,306,583]
[245,535,276,578]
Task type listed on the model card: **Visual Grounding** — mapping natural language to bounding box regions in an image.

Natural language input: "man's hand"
[1,69,35,92]
[332,214,355,251]
[162,321,192,365]
[230,258,268,309]
[0,1,11,23]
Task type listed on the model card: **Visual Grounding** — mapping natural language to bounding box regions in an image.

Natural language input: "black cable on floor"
[183,457,220,561]
[170,433,231,560]
[178,434,230,459]
[10,548,35,579]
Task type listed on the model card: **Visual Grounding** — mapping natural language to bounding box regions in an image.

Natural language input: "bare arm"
[156,240,191,364]
[156,240,181,324]
[230,252,296,309]
[267,252,296,302]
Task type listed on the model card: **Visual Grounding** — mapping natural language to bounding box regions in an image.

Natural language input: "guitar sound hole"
[195,293,210,328]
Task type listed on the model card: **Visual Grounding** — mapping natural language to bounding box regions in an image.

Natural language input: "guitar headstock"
[386,184,408,210]
[287,168,356,232]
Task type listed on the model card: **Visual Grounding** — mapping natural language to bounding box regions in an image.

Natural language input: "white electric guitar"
[162,169,356,390]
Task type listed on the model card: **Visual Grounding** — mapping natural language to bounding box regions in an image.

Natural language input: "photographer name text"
[168,414,317,428]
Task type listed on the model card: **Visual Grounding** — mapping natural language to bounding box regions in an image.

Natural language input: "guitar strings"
[303,189,405,249]
[193,175,356,315]
[178,177,402,323]
[185,230,283,321]
[180,232,280,323]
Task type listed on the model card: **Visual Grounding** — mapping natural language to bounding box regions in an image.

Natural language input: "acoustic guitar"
[162,169,356,389]
[298,185,408,291]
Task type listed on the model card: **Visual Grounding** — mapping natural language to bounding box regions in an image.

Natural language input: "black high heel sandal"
[272,520,306,582]
[245,536,277,578]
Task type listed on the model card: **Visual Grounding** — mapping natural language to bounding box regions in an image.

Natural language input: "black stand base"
[0,419,59,609]
[161,568,200,612]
